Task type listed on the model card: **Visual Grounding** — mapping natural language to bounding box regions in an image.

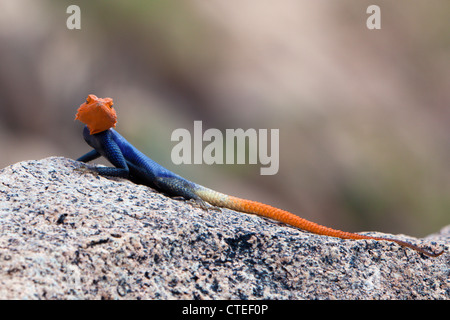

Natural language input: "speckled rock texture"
[0,157,448,299]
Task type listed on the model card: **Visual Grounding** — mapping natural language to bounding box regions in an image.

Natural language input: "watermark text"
[171,121,279,175]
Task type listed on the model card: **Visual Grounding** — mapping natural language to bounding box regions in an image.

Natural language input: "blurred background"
[0,0,449,236]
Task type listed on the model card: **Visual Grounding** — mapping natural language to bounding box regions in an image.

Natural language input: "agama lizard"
[75,94,443,257]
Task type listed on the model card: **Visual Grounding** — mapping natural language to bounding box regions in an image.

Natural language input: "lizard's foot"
[188,198,221,212]
[74,163,98,176]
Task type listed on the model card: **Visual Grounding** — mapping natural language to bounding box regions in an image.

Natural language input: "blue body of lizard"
[77,125,202,201]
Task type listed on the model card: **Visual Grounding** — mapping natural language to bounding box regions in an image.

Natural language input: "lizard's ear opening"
[75,95,117,135]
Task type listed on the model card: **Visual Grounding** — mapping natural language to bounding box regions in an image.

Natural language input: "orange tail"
[196,187,443,257]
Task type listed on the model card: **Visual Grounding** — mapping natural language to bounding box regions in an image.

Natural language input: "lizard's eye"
[104,98,113,108]
[86,95,96,104]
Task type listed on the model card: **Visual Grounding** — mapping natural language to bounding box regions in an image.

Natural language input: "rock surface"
[0,157,448,299]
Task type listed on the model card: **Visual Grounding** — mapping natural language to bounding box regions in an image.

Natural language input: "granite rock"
[0,157,448,299]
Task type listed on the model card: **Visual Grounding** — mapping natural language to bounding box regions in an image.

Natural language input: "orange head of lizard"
[75,94,117,135]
